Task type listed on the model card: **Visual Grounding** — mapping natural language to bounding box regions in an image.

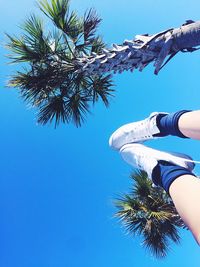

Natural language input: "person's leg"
[120,143,200,245]
[178,110,200,139]
[109,109,200,150]
[169,175,200,245]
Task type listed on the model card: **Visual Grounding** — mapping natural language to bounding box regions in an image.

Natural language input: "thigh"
[169,174,200,244]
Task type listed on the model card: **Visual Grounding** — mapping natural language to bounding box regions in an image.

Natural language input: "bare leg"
[174,111,200,243]
[113,110,200,245]
[178,110,200,139]
[169,174,200,245]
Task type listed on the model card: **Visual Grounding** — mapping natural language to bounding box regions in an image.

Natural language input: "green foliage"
[115,170,186,258]
[6,0,113,127]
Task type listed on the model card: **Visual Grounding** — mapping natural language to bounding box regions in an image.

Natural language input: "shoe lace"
[135,150,200,172]
[175,156,200,165]
[135,153,155,177]
[132,119,154,140]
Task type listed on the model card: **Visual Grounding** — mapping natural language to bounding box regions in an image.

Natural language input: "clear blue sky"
[0,0,200,266]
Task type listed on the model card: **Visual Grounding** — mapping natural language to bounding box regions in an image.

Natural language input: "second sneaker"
[109,112,168,150]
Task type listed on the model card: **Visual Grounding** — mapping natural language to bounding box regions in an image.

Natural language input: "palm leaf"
[6,0,113,127]
[130,170,152,199]
[6,34,41,63]
[65,92,91,127]
[88,74,114,107]
[38,0,69,27]
[22,14,44,42]
[37,95,69,126]
[114,170,185,258]
[143,229,170,258]
[83,9,101,43]
[38,0,82,41]
[91,36,105,54]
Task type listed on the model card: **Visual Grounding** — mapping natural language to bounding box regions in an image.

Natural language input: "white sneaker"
[120,143,195,181]
[109,112,168,150]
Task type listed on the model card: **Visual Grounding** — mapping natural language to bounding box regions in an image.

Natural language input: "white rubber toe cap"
[109,129,123,150]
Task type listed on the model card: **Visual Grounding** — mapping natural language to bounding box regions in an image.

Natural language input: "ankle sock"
[155,110,191,138]
[152,161,196,194]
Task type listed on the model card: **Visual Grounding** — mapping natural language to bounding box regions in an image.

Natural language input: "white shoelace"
[130,119,154,140]
[135,150,200,169]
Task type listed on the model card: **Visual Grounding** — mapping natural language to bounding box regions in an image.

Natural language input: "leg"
[169,175,200,245]
[119,143,200,245]
[109,110,198,150]
[109,111,200,244]
[178,110,200,139]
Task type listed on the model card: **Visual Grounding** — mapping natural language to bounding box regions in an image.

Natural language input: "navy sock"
[155,110,191,138]
[152,161,196,194]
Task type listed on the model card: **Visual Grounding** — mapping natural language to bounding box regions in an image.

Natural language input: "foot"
[120,143,195,180]
[109,112,168,150]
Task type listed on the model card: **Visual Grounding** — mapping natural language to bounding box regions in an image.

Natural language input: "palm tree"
[6,0,200,127]
[114,170,187,258]
[6,0,114,127]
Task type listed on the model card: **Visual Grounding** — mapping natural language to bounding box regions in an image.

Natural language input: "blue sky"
[1,0,200,266]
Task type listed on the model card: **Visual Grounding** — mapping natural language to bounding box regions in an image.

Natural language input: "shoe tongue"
[152,124,161,135]
[150,116,161,135]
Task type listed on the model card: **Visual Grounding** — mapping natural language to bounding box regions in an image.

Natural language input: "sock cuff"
[172,110,191,138]
[162,166,195,194]
[152,161,196,194]
[156,110,191,138]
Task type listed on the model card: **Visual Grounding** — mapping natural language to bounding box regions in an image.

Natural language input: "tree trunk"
[74,20,200,75]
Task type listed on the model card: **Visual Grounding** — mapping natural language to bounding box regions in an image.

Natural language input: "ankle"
[152,161,196,194]
[155,110,191,138]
